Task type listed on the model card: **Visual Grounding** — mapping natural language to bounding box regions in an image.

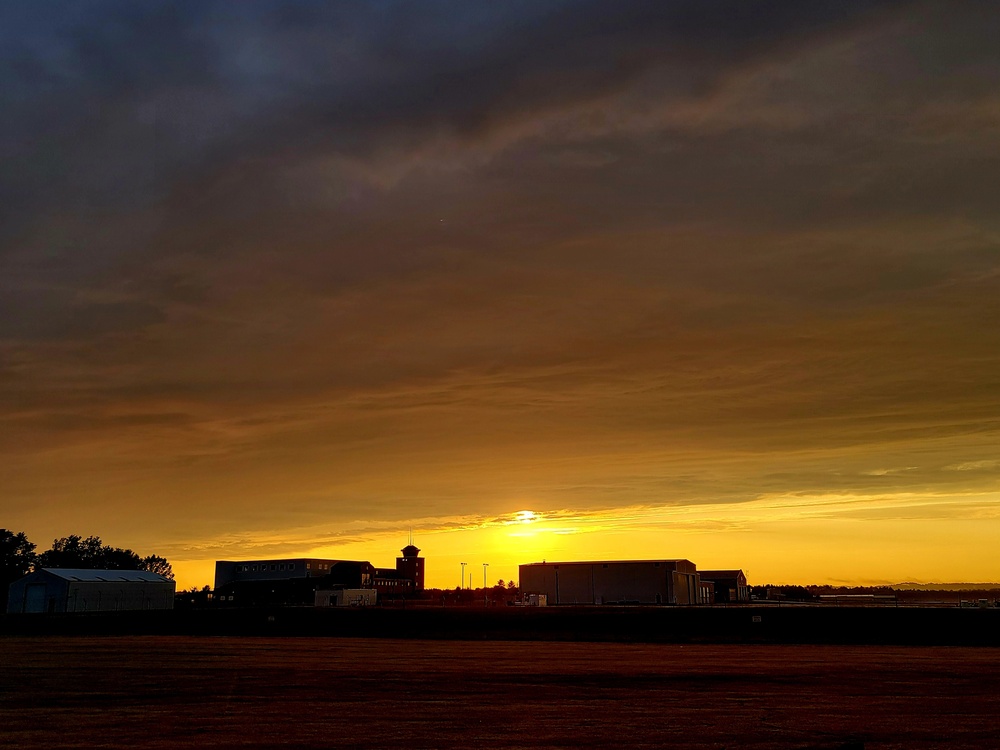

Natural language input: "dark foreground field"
[4,605,1000,645]
[2,637,999,749]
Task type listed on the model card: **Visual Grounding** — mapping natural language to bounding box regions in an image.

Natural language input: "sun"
[513,510,538,525]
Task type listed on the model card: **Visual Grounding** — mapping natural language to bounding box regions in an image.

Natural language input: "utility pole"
[460,562,467,589]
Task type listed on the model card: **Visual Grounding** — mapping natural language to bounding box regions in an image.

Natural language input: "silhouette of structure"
[389,543,424,592]
[519,559,701,605]
[698,570,749,603]
[7,568,175,614]
[214,543,424,606]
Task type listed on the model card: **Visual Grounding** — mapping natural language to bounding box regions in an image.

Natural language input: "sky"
[3,1,1000,591]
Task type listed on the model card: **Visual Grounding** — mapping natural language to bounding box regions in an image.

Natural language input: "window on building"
[270,564,277,571]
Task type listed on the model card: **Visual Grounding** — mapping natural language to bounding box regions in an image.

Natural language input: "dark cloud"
[0,288,166,341]
[1,1,913,218]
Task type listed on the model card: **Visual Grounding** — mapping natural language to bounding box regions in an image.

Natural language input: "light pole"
[460,562,467,589]
[483,563,489,605]
[483,562,489,589]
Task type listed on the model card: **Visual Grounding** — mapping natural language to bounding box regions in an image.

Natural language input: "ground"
[2,637,998,749]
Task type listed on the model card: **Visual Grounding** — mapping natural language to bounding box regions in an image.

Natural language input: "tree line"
[1,529,173,611]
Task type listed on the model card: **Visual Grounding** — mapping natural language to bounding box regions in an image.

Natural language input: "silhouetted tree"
[37,535,105,568]
[140,554,174,580]
[37,535,129,569]
[36,535,173,579]
[489,579,519,605]
[782,585,815,602]
[175,585,211,609]
[1,529,37,611]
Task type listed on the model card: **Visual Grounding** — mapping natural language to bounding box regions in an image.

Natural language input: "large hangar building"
[7,568,175,614]
[519,559,701,605]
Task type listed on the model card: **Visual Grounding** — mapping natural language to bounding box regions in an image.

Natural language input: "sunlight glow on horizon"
[167,488,1000,591]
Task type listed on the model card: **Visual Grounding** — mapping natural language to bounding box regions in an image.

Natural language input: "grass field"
[2,637,999,749]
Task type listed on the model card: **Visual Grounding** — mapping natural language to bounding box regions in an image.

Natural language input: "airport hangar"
[7,568,175,614]
[214,544,424,606]
[519,559,701,605]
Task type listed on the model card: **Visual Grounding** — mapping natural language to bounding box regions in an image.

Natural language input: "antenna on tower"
[408,527,413,546]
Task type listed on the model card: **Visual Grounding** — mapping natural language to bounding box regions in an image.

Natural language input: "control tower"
[396,542,424,592]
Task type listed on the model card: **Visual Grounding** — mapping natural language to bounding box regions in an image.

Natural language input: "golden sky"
[3,2,1000,590]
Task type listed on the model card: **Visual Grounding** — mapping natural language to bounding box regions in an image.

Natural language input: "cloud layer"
[3,1,999,586]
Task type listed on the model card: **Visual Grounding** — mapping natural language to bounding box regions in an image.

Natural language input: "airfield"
[3,635,999,749]
[3,606,1000,748]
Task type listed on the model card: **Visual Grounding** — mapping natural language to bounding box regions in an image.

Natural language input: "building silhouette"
[519,559,701,605]
[214,543,424,606]
[698,570,749,603]
[7,568,175,614]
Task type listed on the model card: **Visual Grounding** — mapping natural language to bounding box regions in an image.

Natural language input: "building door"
[24,583,47,613]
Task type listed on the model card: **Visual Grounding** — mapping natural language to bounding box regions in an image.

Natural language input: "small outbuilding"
[6,568,175,614]
[698,570,749,603]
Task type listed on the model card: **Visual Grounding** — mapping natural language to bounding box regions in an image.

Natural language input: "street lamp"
[460,562,467,589]
[483,562,489,589]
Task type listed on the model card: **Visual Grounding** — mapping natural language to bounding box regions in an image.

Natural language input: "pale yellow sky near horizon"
[159,484,1000,590]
